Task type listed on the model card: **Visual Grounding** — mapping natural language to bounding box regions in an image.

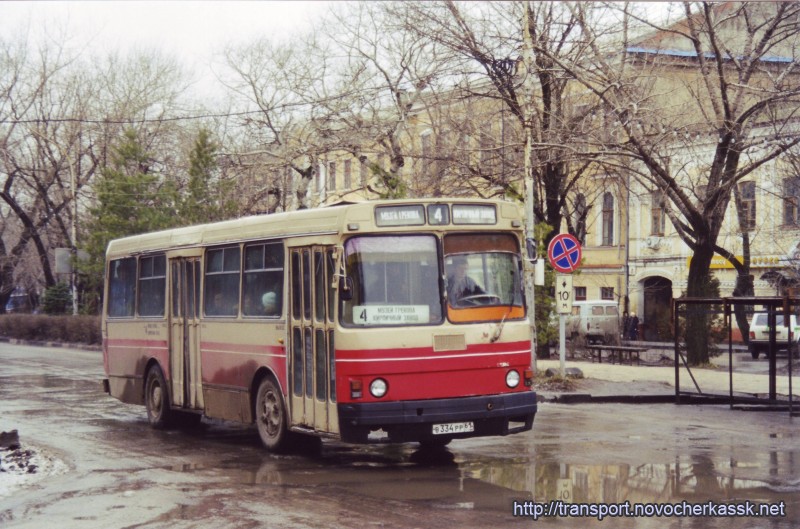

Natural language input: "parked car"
[4,287,34,314]
[565,300,621,345]
[748,313,800,359]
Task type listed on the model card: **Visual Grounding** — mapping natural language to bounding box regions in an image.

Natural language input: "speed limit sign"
[555,274,573,315]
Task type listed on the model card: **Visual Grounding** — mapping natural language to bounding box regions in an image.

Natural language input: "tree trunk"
[732,229,753,344]
[685,244,715,365]
[732,272,754,344]
[731,187,753,343]
[0,240,13,315]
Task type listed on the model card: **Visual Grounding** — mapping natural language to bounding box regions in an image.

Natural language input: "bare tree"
[315,2,460,199]
[0,31,84,310]
[551,1,800,363]
[222,32,340,210]
[396,1,612,244]
[0,24,192,313]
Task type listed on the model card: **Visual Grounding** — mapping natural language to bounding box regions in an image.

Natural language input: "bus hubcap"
[261,391,280,436]
[151,385,162,410]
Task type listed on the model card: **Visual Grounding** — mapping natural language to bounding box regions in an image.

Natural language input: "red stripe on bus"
[105,338,169,348]
[201,343,287,389]
[200,341,286,356]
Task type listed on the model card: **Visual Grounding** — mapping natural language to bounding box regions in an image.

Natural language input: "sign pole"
[559,314,566,377]
[555,274,573,378]
[549,234,581,379]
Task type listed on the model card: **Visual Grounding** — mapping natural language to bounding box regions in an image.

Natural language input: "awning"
[760,269,800,288]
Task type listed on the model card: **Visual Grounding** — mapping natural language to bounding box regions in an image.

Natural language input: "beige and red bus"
[102,198,538,451]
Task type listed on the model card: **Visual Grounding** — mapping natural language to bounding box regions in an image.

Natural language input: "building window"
[574,193,587,245]
[601,287,614,300]
[602,192,614,246]
[575,286,587,301]
[421,132,432,178]
[360,158,369,187]
[738,181,756,231]
[784,177,800,225]
[343,159,352,189]
[317,163,324,193]
[651,191,666,236]
[479,121,494,173]
[328,161,336,191]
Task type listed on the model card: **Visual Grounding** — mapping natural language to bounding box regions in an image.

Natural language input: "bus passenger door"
[289,247,338,434]
[169,257,203,410]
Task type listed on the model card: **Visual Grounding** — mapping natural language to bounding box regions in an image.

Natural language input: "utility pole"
[522,2,538,370]
[68,149,79,316]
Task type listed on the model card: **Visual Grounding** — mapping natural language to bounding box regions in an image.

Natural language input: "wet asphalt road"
[0,342,798,529]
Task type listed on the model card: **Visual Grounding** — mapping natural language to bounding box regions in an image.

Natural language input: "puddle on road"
[156,429,800,520]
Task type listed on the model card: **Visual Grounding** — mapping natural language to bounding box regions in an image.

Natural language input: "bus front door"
[289,247,338,436]
[169,257,203,410]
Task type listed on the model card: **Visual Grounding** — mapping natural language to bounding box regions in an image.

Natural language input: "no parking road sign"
[547,233,582,273]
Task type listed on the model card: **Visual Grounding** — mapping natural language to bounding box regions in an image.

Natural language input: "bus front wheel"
[255,378,288,451]
[145,365,173,428]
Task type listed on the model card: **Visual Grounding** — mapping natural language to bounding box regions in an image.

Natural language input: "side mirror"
[525,237,537,262]
[339,277,354,301]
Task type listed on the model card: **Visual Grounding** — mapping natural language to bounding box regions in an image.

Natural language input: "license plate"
[432,421,474,435]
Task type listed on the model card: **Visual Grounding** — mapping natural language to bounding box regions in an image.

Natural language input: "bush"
[0,314,101,345]
[41,283,73,315]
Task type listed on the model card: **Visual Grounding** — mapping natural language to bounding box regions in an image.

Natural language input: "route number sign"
[547,233,582,273]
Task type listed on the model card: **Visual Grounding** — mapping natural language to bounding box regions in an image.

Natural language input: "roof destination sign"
[374,203,497,227]
[375,205,425,227]
[452,204,496,225]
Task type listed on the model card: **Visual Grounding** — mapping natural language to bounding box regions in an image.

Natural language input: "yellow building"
[295,4,799,344]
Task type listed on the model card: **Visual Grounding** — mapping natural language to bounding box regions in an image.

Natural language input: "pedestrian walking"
[629,312,640,340]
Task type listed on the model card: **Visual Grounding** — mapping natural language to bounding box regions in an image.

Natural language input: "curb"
[0,336,101,352]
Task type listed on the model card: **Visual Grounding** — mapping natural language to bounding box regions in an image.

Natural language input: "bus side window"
[205,246,241,317]
[108,257,136,317]
[138,254,166,317]
[243,242,284,317]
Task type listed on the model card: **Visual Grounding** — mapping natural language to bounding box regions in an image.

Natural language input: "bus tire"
[145,365,173,429]
[255,377,288,451]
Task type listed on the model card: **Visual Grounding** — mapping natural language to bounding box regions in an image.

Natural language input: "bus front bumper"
[337,391,537,444]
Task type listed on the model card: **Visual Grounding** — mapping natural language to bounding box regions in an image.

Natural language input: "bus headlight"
[369,378,388,398]
[506,370,520,388]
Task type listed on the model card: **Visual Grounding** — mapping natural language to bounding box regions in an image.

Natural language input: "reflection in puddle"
[185,437,800,520]
[142,417,799,526]
[460,451,800,511]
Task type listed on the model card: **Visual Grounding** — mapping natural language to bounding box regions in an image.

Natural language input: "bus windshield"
[342,235,443,326]
[444,233,525,323]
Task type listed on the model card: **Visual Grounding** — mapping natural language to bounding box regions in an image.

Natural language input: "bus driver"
[447,256,485,306]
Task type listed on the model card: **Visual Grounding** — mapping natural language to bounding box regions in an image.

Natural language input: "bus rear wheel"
[145,365,173,428]
[255,378,288,451]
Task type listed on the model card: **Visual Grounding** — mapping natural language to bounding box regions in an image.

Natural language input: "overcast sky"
[0,1,330,101]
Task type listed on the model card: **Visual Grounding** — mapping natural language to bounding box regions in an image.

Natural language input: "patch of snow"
[0,445,69,498]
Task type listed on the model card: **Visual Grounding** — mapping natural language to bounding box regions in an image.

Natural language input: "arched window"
[602,192,614,246]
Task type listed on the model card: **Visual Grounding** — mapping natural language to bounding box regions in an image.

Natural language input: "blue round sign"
[547,233,582,273]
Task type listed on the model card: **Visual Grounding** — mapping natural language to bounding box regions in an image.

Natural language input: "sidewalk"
[536,358,797,399]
